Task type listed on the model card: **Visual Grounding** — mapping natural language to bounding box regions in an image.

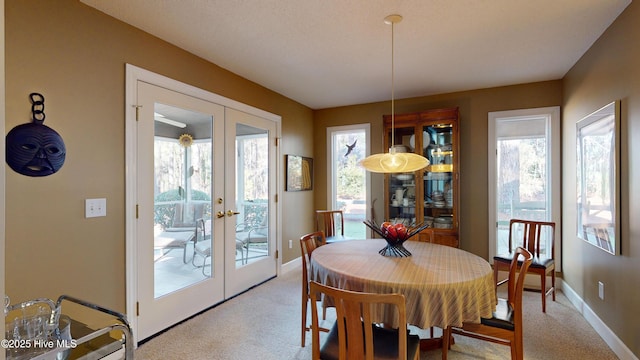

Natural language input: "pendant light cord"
[390,20,396,151]
[359,15,429,173]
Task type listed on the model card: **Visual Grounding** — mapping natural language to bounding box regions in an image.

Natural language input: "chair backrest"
[300,232,327,289]
[508,219,555,259]
[315,210,345,237]
[196,218,212,241]
[309,281,409,360]
[172,202,207,228]
[507,247,533,326]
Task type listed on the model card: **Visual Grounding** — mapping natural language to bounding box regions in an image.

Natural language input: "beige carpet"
[135,267,619,359]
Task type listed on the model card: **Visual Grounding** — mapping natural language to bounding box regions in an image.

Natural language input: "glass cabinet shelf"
[384,107,460,247]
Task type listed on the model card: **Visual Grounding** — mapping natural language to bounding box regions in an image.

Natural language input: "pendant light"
[360,15,430,173]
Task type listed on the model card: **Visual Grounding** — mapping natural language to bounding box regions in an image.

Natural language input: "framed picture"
[286,155,313,191]
[576,100,620,255]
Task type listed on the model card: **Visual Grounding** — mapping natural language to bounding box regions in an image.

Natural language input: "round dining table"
[309,239,497,330]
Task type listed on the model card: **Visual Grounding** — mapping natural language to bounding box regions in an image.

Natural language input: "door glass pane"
[235,124,269,267]
[153,103,213,298]
[331,129,366,238]
[496,117,551,256]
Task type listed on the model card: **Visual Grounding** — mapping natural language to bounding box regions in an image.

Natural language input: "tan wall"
[314,81,563,258]
[562,1,640,356]
[1,0,6,351]
[5,0,639,356]
[4,0,314,311]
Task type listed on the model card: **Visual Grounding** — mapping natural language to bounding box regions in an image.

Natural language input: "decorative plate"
[409,131,430,149]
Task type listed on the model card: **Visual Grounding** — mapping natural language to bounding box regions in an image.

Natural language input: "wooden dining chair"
[443,247,533,360]
[300,231,329,347]
[315,210,345,239]
[309,281,420,360]
[493,219,556,312]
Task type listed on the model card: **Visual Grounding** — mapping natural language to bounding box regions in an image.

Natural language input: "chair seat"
[480,298,514,331]
[194,241,211,257]
[237,230,268,243]
[494,253,554,269]
[154,231,194,248]
[320,321,420,360]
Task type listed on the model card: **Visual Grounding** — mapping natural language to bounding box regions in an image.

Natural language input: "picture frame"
[576,100,620,255]
[286,155,313,191]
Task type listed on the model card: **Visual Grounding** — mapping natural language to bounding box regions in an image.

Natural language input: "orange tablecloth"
[309,239,496,329]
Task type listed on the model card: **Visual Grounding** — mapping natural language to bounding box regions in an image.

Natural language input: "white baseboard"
[280,255,301,274]
[559,279,638,360]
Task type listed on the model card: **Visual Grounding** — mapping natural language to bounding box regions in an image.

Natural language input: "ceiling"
[81,0,631,110]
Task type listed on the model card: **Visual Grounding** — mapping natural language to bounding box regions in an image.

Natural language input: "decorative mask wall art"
[6,93,66,176]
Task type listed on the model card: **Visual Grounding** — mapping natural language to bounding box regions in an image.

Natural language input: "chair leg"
[551,270,556,301]
[301,293,308,347]
[494,262,508,287]
[202,257,210,276]
[441,326,451,360]
[541,273,547,313]
[541,270,556,313]
[514,333,524,360]
[511,342,519,360]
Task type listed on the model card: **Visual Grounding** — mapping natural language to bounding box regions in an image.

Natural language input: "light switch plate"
[598,281,604,300]
[86,198,107,218]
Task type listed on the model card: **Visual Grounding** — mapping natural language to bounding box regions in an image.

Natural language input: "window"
[327,125,370,238]
[488,107,560,264]
[154,136,212,233]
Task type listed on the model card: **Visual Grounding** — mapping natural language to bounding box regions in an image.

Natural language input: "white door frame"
[125,64,282,343]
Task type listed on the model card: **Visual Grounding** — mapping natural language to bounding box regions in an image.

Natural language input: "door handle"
[226,210,241,217]
[216,211,225,219]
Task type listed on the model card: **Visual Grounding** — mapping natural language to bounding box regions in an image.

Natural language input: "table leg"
[419,328,454,352]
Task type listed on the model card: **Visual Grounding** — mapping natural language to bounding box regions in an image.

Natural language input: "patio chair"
[154,229,195,263]
[236,217,268,262]
[192,218,212,275]
[165,202,207,231]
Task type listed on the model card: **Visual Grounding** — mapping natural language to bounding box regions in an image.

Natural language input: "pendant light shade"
[360,14,430,173]
[360,147,430,173]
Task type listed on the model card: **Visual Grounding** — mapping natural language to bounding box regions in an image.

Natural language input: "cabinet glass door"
[387,125,416,225]
[388,172,416,225]
[422,123,454,229]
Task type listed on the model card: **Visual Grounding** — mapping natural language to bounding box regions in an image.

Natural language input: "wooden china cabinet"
[383,107,460,247]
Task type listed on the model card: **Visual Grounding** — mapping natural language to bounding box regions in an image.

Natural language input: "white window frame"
[326,124,371,236]
[488,107,561,269]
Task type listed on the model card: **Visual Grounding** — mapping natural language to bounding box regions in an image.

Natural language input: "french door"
[224,108,277,296]
[132,76,277,341]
